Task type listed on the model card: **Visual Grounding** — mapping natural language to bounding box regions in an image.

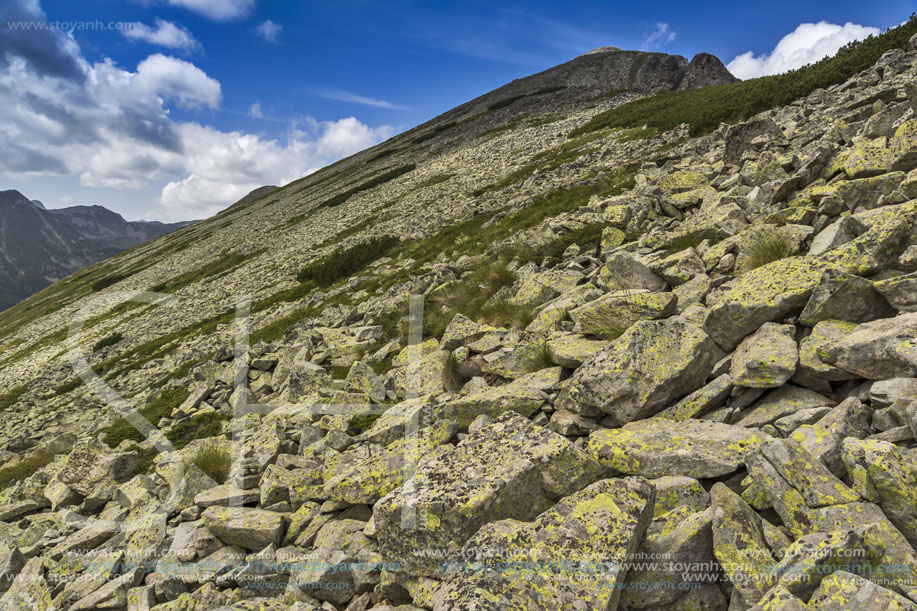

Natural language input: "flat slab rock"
[821,312,917,379]
[202,506,285,551]
[431,477,655,610]
[373,411,606,575]
[588,418,767,478]
[556,316,718,425]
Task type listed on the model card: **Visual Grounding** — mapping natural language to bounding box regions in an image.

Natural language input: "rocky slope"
[1,31,917,611]
[0,190,188,310]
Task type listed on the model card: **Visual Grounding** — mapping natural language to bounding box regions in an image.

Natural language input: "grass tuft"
[741,231,796,272]
[184,441,231,484]
[523,341,556,372]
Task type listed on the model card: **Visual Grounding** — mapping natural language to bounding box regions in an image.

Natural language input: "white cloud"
[0,2,394,220]
[165,0,254,20]
[317,89,408,110]
[133,54,221,108]
[255,19,283,43]
[727,21,880,79]
[122,19,200,51]
[249,102,262,118]
[642,22,677,50]
[158,119,393,216]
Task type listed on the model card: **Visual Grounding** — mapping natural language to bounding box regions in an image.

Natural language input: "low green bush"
[166,412,230,450]
[92,273,130,291]
[0,385,27,411]
[93,332,123,352]
[101,387,190,448]
[297,236,400,287]
[320,164,416,208]
[0,446,62,489]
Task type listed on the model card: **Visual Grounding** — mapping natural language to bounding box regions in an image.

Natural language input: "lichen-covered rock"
[57,438,139,496]
[431,477,654,611]
[875,272,917,313]
[373,411,606,574]
[799,268,896,325]
[790,397,871,476]
[588,418,765,478]
[514,269,583,307]
[194,484,260,508]
[710,483,777,605]
[557,316,718,425]
[570,290,677,337]
[772,524,886,600]
[438,377,547,429]
[747,585,807,611]
[650,476,710,517]
[733,385,834,429]
[600,252,669,292]
[796,320,860,382]
[807,570,917,610]
[657,373,733,421]
[323,420,455,504]
[730,322,798,388]
[746,438,861,519]
[345,360,386,403]
[202,506,285,551]
[705,257,837,350]
[818,212,909,276]
[293,519,379,605]
[842,438,917,549]
[651,248,706,286]
[821,312,917,379]
[829,136,894,179]
[621,506,715,609]
[545,332,607,368]
[0,557,53,609]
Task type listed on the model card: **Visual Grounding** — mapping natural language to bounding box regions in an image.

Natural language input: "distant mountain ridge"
[0,190,188,310]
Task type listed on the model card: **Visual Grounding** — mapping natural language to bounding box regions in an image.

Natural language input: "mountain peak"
[580,46,622,56]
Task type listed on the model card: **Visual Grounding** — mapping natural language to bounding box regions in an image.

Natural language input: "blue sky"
[0,0,913,221]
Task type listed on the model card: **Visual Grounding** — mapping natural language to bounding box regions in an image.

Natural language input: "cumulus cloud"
[0,0,85,79]
[0,1,394,220]
[122,19,200,51]
[255,19,282,43]
[165,0,254,20]
[158,119,393,216]
[642,22,677,50]
[132,54,221,109]
[249,102,262,118]
[317,89,408,110]
[727,21,880,79]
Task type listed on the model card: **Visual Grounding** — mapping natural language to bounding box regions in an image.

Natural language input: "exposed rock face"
[557,316,719,424]
[431,477,655,610]
[3,26,917,611]
[0,189,188,310]
[373,411,606,574]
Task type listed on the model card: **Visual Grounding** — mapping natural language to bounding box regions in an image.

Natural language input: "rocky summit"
[2,19,917,611]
